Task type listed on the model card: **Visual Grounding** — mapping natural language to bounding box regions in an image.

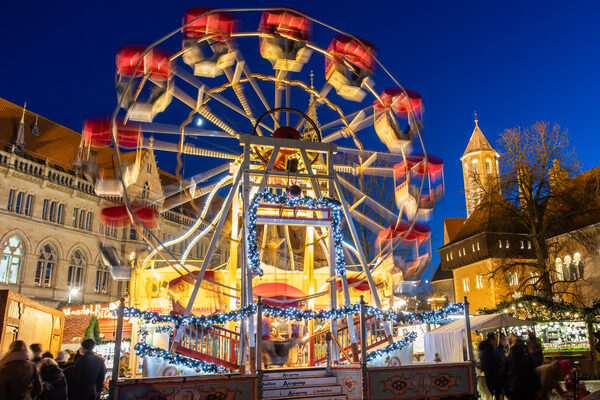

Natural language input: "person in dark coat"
[0,340,41,400]
[67,339,106,400]
[503,337,541,400]
[39,358,68,400]
[527,330,544,367]
[478,333,502,399]
[30,343,43,364]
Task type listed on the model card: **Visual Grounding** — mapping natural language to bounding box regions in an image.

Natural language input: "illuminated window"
[505,240,510,248]
[520,240,524,249]
[95,262,109,294]
[555,257,564,281]
[485,159,492,175]
[463,278,470,292]
[477,242,481,251]
[35,244,57,287]
[472,244,476,252]
[508,272,518,286]
[67,250,86,289]
[529,272,539,285]
[0,236,23,284]
[498,240,502,248]
[527,241,532,249]
[476,275,484,289]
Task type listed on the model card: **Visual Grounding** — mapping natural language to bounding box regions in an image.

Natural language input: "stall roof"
[432,313,534,333]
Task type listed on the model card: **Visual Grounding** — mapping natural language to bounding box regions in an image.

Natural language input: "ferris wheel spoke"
[160,164,230,200]
[337,175,396,222]
[319,105,373,132]
[139,122,233,138]
[145,138,240,160]
[162,177,232,211]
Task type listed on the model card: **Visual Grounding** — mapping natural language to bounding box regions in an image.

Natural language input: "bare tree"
[474,122,600,301]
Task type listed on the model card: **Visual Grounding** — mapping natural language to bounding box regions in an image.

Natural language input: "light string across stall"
[366,331,418,362]
[247,192,346,277]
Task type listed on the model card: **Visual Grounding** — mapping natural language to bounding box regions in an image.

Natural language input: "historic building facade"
[437,118,600,311]
[0,98,213,307]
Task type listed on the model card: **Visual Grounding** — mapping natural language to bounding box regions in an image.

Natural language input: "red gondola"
[393,154,444,218]
[393,155,444,179]
[325,35,375,101]
[100,205,159,229]
[83,117,141,149]
[182,9,236,77]
[374,89,424,153]
[259,10,312,72]
[116,47,171,81]
[375,221,431,246]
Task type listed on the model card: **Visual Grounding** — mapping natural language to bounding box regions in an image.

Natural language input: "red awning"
[116,47,171,80]
[169,270,216,288]
[183,8,235,41]
[336,276,370,291]
[374,88,423,116]
[83,117,141,149]
[253,282,305,307]
[259,10,310,40]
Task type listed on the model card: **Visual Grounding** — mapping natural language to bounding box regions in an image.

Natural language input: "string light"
[366,331,418,361]
[247,192,346,277]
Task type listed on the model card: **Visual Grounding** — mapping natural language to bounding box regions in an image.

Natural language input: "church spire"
[15,102,26,151]
[303,70,319,141]
[461,114,497,160]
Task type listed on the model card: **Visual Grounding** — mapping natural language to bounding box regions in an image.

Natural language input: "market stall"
[424,313,533,363]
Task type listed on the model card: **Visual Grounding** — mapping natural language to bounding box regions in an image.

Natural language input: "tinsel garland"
[123,302,465,326]
[247,192,346,277]
[365,331,418,361]
[133,342,230,373]
[478,294,600,322]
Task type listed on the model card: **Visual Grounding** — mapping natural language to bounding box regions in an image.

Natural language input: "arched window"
[142,181,150,200]
[35,244,57,287]
[78,209,86,230]
[555,257,564,281]
[95,262,110,294]
[0,236,23,284]
[572,252,583,280]
[85,212,93,231]
[485,159,492,175]
[67,250,86,289]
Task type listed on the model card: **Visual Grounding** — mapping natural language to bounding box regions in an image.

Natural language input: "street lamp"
[68,288,79,303]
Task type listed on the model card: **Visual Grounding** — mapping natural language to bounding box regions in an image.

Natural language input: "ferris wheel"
[84,8,444,314]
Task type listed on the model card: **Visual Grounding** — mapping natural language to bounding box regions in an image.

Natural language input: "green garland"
[478,294,600,322]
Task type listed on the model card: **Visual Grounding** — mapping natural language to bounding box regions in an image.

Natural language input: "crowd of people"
[478,330,589,400]
[0,339,106,400]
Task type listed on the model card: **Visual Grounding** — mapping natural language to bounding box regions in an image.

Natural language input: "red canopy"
[183,8,235,41]
[253,282,305,307]
[376,221,431,245]
[325,35,375,74]
[259,10,310,40]
[83,117,141,149]
[169,270,216,288]
[374,88,423,116]
[116,47,171,80]
[393,155,444,179]
[100,205,159,229]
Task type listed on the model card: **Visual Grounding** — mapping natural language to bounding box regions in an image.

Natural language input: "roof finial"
[474,110,478,126]
[309,70,314,90]
[20,102,27,124]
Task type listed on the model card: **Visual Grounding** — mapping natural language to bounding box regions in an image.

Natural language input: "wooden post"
[256,297,263,373]
[464,296,473,361]
[360,296,367,366]
[109,297,125,398]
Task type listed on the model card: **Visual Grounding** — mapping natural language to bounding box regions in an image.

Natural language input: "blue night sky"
[2,1,599,280]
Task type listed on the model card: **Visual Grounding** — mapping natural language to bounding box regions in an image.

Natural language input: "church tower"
[460,115,500,217]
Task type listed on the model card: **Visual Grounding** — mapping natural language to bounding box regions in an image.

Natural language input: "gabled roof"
[432,265,453,281]
[443,217,467,245]
[461,120,497,159]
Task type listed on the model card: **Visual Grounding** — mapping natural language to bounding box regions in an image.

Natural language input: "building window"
[505,240,510,248]
[24,195,33,216]
[472,244,476,252]
[527,241,532,249]
[450,252,453,260]
[42,199,49,220]
[35,244,57,287]
[95,263,110,294]
[476,275,484,289]
[67,250,86,289]
[15,192,24,214]
[498,240,502,249]
[7,190,15,211]
[520,240,524,249]
[129,226,137,240]
[477,242,480,251]
[462,278,470,292]
[142,181,150,199]
[57,204,65,224]
[555,257,564,281]
[446,254,449,262]
[530,272,540,286]
[85,212,92,231]
[485,159,492,175]
[571,253,583,280]
[78,209,85,230]
[0,236,23,284]
[73,207,79,227]
[49,201,58,222]
[508,272,519,286]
